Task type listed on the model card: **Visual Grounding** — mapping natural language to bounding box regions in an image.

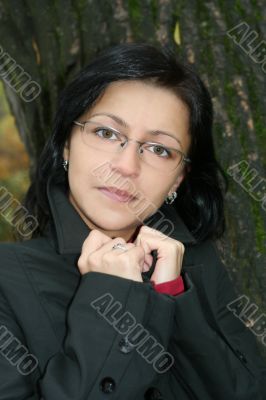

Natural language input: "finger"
[134,231,178,258]
[142,261,151,272]
[137,225,168,241]
[82,229,111,254]
[134,236,150,255]
[114,243,153,272]
[89,236,127,258]
[144,253,154,268]
[111,242,135,252]
[115,244,145,268]
[133,235,158,271]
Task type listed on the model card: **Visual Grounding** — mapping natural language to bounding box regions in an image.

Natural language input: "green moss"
[194,2,215,71]
[128,0,142,37]
[150,0,158,26]
[249,0,261,20]
[234,0,246,17]
[250,201,266,254]
[128,0,141,18]
[253,118,266,169]
[224,82,248,157]
[172,0,186,25]
[221,6,266,235]
[0,82,9,115]
[245,74,266,170]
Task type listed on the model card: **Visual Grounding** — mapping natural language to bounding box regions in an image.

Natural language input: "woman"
[0,43,265,399]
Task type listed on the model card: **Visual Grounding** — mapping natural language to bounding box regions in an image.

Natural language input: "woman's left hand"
[133,225,185,285]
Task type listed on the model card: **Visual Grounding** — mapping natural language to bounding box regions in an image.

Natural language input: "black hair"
[22,42,227,243]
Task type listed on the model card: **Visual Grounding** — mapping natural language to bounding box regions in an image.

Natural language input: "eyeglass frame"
[73,120,191,170]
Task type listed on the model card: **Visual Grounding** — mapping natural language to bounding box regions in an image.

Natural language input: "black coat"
[0,174,265,400]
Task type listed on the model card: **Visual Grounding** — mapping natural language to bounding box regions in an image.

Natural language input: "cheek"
[67,148,97,202]
[69,144,97,178]
[68,146,121,199]
[138,177,170,207]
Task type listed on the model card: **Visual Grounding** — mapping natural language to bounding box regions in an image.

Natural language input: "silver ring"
[112,243,128,251]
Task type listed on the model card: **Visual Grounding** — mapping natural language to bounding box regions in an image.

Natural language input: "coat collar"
[45,173,196,255]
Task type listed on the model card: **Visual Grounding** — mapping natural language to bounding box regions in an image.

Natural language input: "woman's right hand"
[77,229,149,282]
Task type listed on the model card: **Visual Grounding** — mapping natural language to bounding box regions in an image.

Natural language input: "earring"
[62,160,69,171]
[165,191,177,205]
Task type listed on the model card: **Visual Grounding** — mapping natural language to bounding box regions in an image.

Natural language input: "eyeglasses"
[73,120,191,172]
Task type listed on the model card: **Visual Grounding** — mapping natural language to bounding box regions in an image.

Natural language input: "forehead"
[84,80,191,149]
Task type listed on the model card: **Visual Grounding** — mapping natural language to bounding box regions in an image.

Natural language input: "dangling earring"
[62,160,69,171]
[165,191,177,205]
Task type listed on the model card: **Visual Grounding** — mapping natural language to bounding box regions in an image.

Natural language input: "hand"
[77,229,146,282]
[133,226,185,284]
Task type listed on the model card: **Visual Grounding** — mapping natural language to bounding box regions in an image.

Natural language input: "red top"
[127,225,184,296]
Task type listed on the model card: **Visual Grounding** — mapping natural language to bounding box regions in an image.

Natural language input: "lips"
[98,186,137,202]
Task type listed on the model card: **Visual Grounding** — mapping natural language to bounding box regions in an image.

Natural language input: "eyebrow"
[89,112,182,146]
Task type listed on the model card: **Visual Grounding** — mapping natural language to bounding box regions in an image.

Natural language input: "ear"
[169,168,187,194]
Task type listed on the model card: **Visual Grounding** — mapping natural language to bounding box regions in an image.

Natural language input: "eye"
[94,127,120,141]
[146,144,172,158]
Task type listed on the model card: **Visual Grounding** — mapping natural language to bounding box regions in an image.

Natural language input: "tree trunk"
[0,0,265,356]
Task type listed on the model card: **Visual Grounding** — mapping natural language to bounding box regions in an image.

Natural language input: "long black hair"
[22,42,227,243]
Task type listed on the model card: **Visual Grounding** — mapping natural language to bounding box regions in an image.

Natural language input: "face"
[63,80,191,241]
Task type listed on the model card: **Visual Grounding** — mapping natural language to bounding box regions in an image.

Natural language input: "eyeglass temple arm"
[73,121,84,127]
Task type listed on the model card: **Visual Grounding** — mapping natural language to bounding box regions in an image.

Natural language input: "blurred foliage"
[0,81,30,241]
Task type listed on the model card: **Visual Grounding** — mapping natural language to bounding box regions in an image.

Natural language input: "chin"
[83,206,138,231]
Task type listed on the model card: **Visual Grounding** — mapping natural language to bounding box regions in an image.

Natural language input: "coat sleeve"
[167,240,266,400]
[0,244,177,400]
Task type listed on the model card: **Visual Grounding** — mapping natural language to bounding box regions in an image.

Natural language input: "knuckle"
[102,252,110,262]
[118,251,129,260]
[177,241,185,253]
[84,230,98,245]
[102,252,115,265]
[77,259,84,269]
[139,225,148,234]
[137,245,145,255]
[126,243,135,249]
[89,229,100,237]
[86,253,95,264]
[81,236,90,249]
[89,229,108,240]
[114,237,126,244]
[77,257,87,271]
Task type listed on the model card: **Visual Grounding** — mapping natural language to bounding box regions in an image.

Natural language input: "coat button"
[235,349,247,364]
[100,377,116,394]
[119,337,135,354]
[144,387,163,399]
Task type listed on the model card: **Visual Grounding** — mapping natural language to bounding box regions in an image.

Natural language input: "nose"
[109,141,141,178]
